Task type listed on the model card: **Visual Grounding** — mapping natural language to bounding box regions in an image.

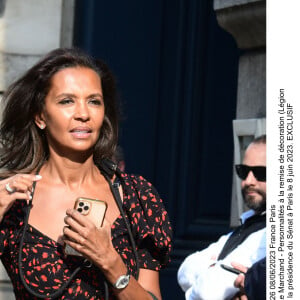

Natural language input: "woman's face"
[36,67,105,156]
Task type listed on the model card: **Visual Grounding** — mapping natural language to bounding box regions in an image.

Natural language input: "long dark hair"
[0,48,119,176]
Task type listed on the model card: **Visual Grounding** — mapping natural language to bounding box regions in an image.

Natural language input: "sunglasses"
[235,164,266,182]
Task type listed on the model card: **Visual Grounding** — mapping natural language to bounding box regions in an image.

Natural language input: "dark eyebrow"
[88,93,103,100]
[55,93,76,100]
[56,93,103,100]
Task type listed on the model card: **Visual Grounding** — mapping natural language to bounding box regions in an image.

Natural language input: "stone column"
[214,0,266,225]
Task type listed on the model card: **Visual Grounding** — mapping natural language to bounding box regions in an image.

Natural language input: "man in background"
[177,135,266,300]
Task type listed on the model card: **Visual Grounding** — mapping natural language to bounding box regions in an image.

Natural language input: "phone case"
[64,197,107,256]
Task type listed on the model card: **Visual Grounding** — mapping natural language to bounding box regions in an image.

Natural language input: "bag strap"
[18,159,140,299]
[18,202,86,299]
[17,168,89,299]
[100,159,140,279]
[17,166,109,299]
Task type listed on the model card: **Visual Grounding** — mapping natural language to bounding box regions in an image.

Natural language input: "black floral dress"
[0,173,172,299]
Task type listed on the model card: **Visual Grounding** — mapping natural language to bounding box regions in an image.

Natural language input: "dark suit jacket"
[245,257,266,300]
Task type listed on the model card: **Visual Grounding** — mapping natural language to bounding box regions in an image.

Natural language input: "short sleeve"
[124,174,172,271]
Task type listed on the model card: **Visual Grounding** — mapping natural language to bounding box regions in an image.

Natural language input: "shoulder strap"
[99,159,140,279]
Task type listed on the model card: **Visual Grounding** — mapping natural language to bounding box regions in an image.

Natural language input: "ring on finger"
[5,182,15,194]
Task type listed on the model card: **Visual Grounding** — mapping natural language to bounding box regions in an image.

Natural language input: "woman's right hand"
[0,174,42,221]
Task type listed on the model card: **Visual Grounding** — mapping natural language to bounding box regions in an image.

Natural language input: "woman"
[0,48,172,299]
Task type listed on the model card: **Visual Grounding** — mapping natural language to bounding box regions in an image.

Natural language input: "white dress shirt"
[177,210,266,300]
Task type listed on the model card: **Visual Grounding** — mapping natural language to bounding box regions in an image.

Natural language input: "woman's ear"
[34,115,46,130]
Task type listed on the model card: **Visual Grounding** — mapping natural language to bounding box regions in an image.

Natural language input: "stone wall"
[0,0,74,91]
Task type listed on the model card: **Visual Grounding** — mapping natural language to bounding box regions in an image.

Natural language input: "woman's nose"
[74,101,90,121]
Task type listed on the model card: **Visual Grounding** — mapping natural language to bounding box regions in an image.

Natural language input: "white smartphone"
[64,197,107,256]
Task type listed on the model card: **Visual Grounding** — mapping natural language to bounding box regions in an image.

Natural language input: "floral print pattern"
[0,173,172,299]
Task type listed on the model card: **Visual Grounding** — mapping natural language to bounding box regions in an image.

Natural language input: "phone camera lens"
[79,202,84,207]
[77,207,83,213]
[84,205,89,211]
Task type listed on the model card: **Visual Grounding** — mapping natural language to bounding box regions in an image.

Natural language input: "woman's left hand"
[63,209,118,268]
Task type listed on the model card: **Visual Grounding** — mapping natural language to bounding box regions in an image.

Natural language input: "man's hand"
[231,262,248,300]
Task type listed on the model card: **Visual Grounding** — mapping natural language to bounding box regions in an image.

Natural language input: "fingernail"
[35,175,42,180]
